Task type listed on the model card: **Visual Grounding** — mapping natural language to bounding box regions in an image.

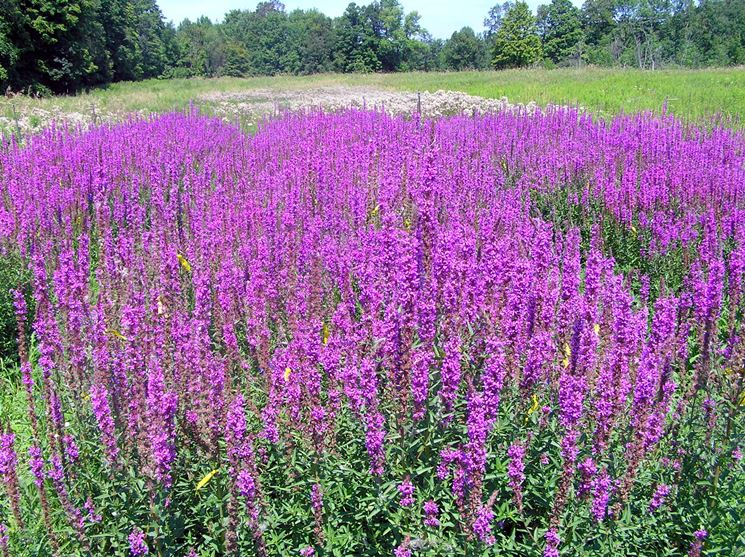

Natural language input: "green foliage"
[1,0,745,93]
[173,17,223,78]
[492,2,543,69]
[537,0,584,64]
[0,0,174,93]
[220,41,251,78]
[0,250,31,362]
[483,2,515,40]
[332,3,381,73]
[2,343,742,555]
[284,9,334,75]
[223,2,289,76]
[331,1,432,74]
[441,27,487,71]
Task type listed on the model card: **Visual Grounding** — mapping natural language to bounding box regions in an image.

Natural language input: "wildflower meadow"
[0,107,743,556]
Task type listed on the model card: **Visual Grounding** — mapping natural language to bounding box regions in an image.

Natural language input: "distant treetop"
[0,0,743,94]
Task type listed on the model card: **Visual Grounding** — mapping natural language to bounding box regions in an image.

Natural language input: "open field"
[1,67,744,136]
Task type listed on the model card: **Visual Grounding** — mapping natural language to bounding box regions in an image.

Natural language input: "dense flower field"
[0,108,743,556]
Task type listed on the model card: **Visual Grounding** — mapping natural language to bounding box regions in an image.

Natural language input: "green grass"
[377,67,745,121]
[1,67,744,132]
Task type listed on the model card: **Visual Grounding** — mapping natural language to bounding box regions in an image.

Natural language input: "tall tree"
[223,2,289,75]
[332,3,380,72]
[175,17,225,77]
[0,0,22,86]
[492,1,543,68]
[13,0,112,93]
[484,2,515,40]
[537,0,584,63]
[442,27,486,70]
[284,9,334,75]
[581,0,617,45]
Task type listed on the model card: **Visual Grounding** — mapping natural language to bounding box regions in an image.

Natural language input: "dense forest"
[0,0,743,94]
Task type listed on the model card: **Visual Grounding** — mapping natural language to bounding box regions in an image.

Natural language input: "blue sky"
[158,1,568,40]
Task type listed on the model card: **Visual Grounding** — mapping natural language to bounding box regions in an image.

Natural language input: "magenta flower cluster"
[0,107,741,555]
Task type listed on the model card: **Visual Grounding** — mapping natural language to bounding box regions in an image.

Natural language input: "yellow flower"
[284,367,292,382]
[322,323,330,345]
[562,343,571,369]
[106,328,129,342]
[594,323,600,336]
[177,253,192,273]
[525,393,539,423]
[195,469,219,491]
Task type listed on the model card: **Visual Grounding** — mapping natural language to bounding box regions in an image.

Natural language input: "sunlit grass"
[1,67,743,129]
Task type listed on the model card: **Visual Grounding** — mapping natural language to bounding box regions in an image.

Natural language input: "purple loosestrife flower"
[365,411,386,476]
[577,457,597,498]
[649,484,671,511]
[90,384,119,465]
[28,445,45,487]
[472,505,496,546]
[464,391,491,501]
[84,497,102,523]
[311,483,324,544]
[145,363,178,487]
[237,468,265,552]
[19,362,32,390]
[439,332,462,419]
[398,478,415,507]
[48,456,86,544]
[129,527,149,556]
[237,470,256,501]
[423,500,440,527]
[544,528,560,557]
[6,100,745,557]
[393,539,411,557]
[507,442,526,512]
[63,434,79,464]
[0,523,7,557]
[225,394,247,463]
[481,335,506,419]
[559,343,587,431]
[0,430,23,529]
[411,347,433,421]
[559,229,581,339]
[688,530,707,557]
[590,468,612,523]
[300,547,315,557]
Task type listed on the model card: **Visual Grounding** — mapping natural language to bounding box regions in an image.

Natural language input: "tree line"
[0,0,743,94]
